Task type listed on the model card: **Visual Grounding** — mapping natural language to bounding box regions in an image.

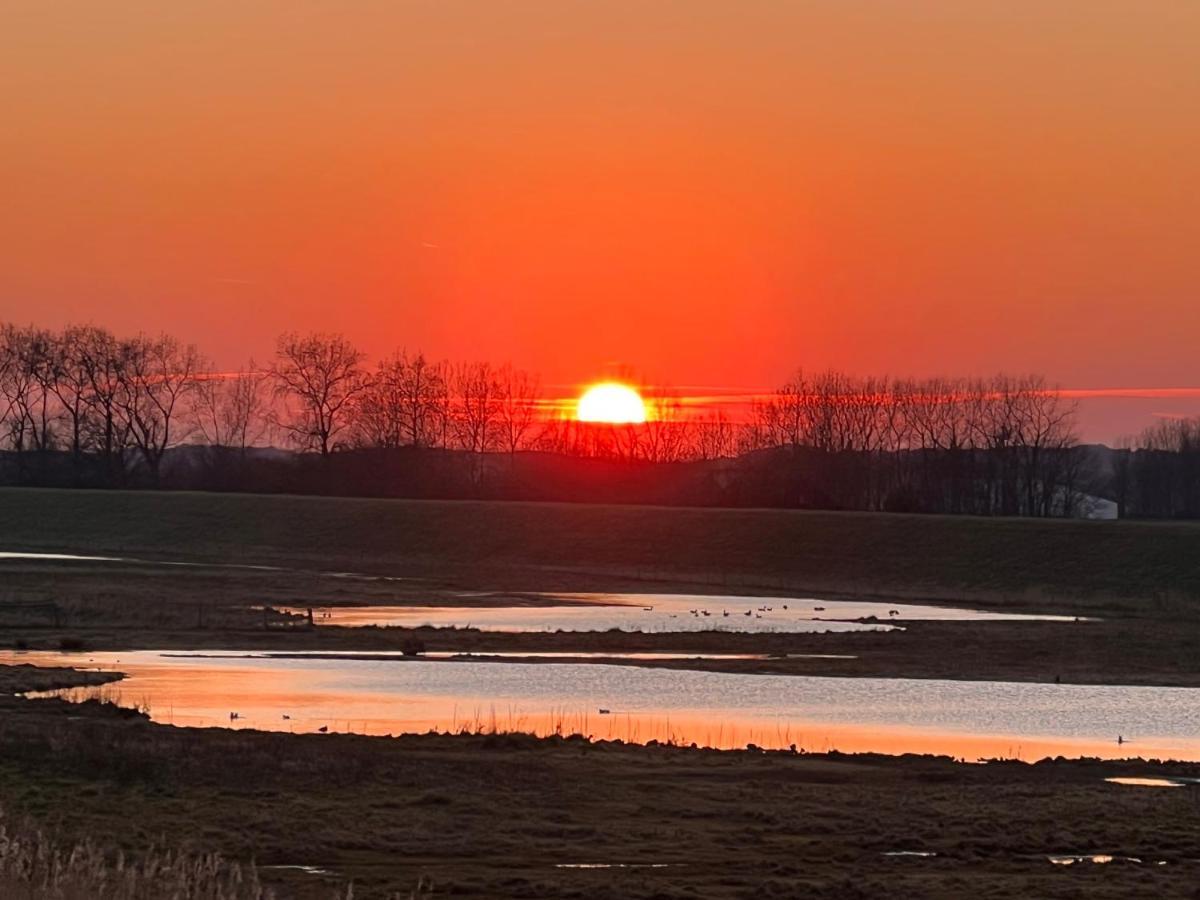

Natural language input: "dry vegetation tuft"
[0,806,272,900]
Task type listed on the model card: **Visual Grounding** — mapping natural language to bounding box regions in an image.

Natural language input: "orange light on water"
[576,383,647,424]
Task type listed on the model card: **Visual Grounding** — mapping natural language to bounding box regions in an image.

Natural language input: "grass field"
[3,487,1200,611]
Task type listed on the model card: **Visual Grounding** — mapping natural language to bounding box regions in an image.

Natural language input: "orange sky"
[2,2,1198,438]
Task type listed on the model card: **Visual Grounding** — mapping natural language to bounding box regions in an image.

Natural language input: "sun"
[576,382,647,424]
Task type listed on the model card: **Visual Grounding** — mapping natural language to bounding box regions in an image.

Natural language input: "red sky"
[2,2,1198,440]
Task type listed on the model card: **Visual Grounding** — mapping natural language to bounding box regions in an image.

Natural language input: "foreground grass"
[3,487,1200,610]
[2,667,1199,899]
[0,809,274,900]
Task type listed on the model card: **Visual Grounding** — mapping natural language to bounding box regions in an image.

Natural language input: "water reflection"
[0,550,400,581]
[7,650,1200,763]
[1048,855,1143,866]
[1105,776,1198,788]
[554,864,674,869]
[282,592,1077,634]
[167,650,780,661]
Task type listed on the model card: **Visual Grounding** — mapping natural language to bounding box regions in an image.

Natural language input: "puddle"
[8,650,1200,762]
[1106,776,1199,788]
[283,592,1077,635]
[882,851,937,858]
[0,552,126,562]
[554,863,675,869]
[1048,854,1142,866]
[0,550,401,582]
[260,865,336,876]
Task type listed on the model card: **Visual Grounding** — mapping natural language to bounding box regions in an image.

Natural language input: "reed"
[0,807,434,900]
[0,805,271,899]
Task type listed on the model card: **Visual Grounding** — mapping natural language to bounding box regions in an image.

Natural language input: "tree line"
[0,324,544,485]
[0,323,733,479]
[1111,417,1200,519]
[739,371,1086,516]
[0,321,1193,518]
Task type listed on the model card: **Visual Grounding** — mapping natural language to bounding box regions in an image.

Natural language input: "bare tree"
[114,333,204,482]
[0,326,25,449]
[74,326,133,480]
[1007,375,1079,516]
[400,353,450,448]
[270,332,367,456]
[496,364,541,455]
[693,410,736,460]
[638,394,688,463]
[351,351,455,450]
[0,325,49,453]
[46,326,97,464]
[192,361,270,452]
[450,362,501,454]
[352,354,408,449]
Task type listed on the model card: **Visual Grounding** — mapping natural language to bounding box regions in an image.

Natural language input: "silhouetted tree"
[192,361,270,452]
[270,332,367,456]
[114,333,204,482]
[496,364,541,456]
[450,361,501,455]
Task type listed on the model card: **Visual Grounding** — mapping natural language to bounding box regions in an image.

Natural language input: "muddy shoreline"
[8,614,1200,689]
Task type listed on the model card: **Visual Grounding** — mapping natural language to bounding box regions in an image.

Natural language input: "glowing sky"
[2,2,1198,439]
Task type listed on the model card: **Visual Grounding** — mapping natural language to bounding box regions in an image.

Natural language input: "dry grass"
[0,804,433,900]
[0,805,273,900]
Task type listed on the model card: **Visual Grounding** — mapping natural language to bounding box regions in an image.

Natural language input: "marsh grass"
[0,805,272,899]
[0,806,434,900]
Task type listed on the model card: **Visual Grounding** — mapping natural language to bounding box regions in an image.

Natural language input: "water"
[0,551,125,562]
[0,550,402,581]
[9,650,1200,762]
[282,592,1077,634]
[1048,855,1147,866]
[1106,776,1199,788]
[3,550,1080,633]
[163,650,778,661]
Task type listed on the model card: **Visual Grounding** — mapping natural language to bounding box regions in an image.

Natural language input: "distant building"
[1077,494,1119,520]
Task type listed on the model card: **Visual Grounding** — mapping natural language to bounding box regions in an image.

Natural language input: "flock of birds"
[665,603,902,621]
[229,710,328,733]
[682,603,791,621]
[224,600,919,736]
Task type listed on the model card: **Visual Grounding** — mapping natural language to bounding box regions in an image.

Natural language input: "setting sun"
[576,383,647,424]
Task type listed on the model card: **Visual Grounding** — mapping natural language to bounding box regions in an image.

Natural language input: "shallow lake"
[281,592,1077,634]
[8,650,1198,763]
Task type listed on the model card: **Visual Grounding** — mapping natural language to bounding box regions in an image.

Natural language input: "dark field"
[4,487,1200,611]
[3,666,1200,900]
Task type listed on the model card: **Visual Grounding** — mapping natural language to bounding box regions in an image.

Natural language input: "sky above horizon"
[2,2,1198,441]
